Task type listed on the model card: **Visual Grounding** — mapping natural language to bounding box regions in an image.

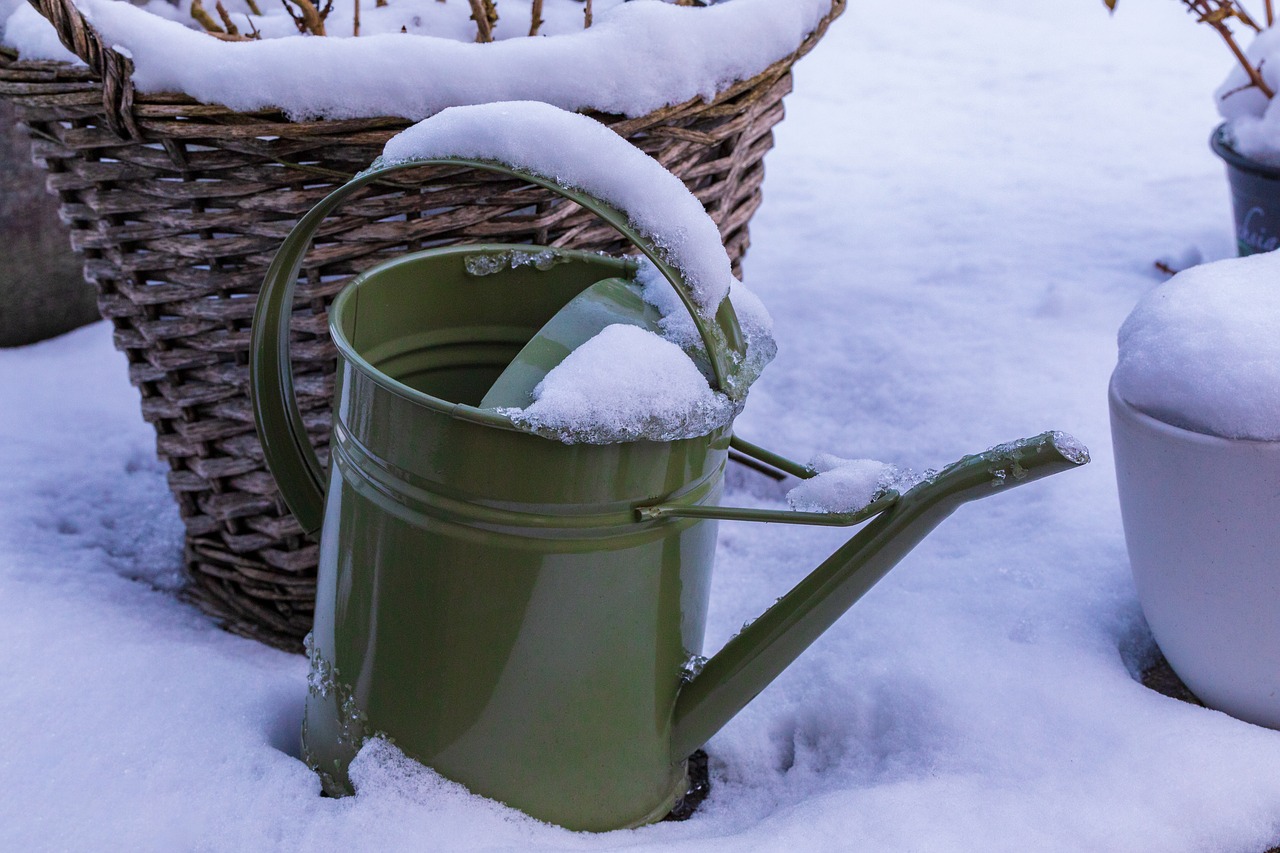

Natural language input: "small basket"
[0,0,844,650]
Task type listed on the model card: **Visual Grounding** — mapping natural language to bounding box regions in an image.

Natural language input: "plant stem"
[1185,0,1276,99]
[1232,0,1263,31]
[281,0,331,35]
[1216,10,1276,95]
[467,0,493,41]
[1267,0,1275,25]
[584,0,593,28]
[530,0,543,35]
[245,0,262,14]
[353,0,360,35]
[1223,31,1275,96]
[191,0,227,34]
[215,0,240,34]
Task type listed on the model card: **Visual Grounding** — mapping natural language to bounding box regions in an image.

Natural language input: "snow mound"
[503,323,737,444]
[1113,251,1280,440]
[786,453,896,514]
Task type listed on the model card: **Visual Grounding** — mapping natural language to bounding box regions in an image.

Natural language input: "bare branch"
[191,1,260,41]
[1180,0,1275,99]
[204,28,262,41]
[584,0,592,28]
[1231,1,1263,32]
[1221,55,1270,99]
[1217,13,1275,94]
[353,0,360,36]
[215,0,240,35]
[467,0,493,41]
[281,0,330,35]
[191,0,227,34]
[530,0,544,36]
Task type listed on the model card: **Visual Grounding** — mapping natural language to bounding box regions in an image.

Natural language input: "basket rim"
[4,0,845,140]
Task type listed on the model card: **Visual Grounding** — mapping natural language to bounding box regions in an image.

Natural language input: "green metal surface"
[729,435,814,480]
[250,155,1089,832]
[636,492,899,527]
[668,432,1087,761]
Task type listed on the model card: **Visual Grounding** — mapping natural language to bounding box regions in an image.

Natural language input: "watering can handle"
[250,158,747,536]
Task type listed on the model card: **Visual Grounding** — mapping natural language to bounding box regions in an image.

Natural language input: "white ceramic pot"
[1110,379,1280,728]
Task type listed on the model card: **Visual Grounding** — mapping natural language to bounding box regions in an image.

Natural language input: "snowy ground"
[5,1,1280,850]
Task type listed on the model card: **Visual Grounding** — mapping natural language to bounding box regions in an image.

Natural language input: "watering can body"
[251,157,1088,832]
[302,245,727,828]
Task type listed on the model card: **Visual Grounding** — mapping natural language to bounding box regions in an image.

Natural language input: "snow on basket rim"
[2,0,837,124]
[380,101,734,315]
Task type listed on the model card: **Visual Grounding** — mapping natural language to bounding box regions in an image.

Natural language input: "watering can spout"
[668,431,1089,762]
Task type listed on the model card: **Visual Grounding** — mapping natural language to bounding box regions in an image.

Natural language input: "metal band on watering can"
[250,157,747,538]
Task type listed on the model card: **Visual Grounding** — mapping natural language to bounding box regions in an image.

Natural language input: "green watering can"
[250,157,1088,832]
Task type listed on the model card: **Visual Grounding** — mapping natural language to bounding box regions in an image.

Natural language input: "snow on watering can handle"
[250,157,748,536]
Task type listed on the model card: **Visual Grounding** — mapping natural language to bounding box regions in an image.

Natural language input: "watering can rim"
[327,242,647,432]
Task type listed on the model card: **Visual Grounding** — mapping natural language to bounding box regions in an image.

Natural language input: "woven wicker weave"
[0,0,844,650]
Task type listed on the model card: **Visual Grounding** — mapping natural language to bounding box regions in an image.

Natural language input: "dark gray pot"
[1211,122,1280,256]
[0,98,98,347]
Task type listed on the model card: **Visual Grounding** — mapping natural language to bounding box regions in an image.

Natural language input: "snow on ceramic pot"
[1110,250,1280,728]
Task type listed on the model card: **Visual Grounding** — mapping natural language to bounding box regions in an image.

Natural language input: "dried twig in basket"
[190,0,226,33]
[282,0,333,36]
[190,0,260,40]
[467,0,498,41]
[216,1,240,35]
[530,0,544,36]
[189,0,715,43]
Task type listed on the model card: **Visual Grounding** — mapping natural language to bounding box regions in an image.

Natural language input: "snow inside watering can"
[249,102,1090,832]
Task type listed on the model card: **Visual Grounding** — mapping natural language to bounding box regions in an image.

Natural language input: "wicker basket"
[0,0,844,651]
